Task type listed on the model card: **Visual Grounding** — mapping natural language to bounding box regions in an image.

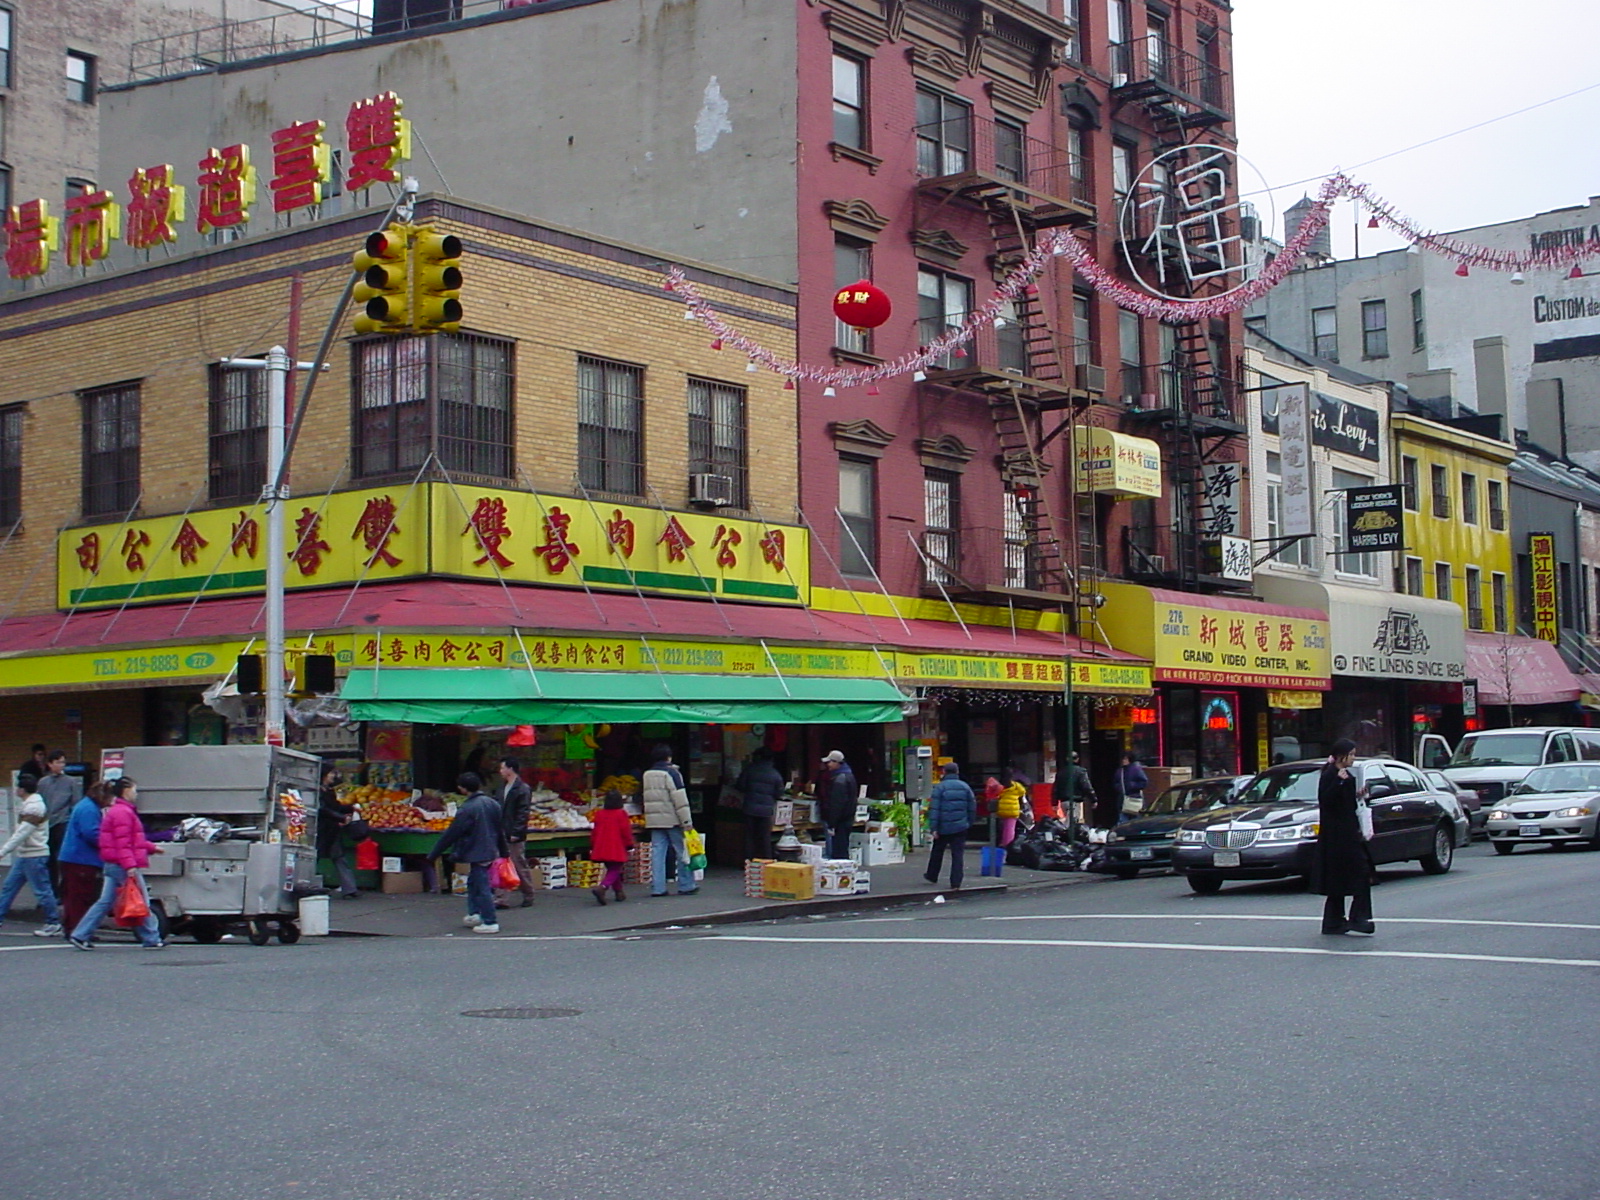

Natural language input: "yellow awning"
[1077,427,1162,498]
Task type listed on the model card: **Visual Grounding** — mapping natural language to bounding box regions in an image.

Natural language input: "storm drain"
[461,1007,581,1020]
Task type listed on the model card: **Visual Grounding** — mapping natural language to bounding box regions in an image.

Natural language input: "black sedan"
[1091,775,1249,879]
[1169,758,1460,895]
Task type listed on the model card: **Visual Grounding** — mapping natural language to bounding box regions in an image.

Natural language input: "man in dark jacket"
[1052,752,1099,829]
[36,750,81,893]
[1314,738,1374,936]
[737,748,785,860]
[1113,753,1150,823]
[316,769,360,899]
[430,773,507,933]
[495,757,537,909]
[817,750,857,860]
[923,762,976,889]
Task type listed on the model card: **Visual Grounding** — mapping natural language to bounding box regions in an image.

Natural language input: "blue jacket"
[928,777,977,836]
[60,796,103,867]
[430,793,507,865]
[737,761,786,821]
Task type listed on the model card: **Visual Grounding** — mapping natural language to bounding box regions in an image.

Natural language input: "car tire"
[1113,867,1140,880]
[1590,828,1600,851]
[1419,824,1454,874]
[1187,873,1223,895]
[1492,841,1515,856]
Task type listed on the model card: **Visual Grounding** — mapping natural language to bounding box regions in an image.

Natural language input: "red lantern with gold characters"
[832,278,892,331]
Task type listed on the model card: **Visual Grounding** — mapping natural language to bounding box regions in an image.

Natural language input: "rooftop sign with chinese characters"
[4,92,410,280]
[56,484,810,610]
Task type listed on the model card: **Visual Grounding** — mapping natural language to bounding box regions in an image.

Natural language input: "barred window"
[436,334,513,478]
[0,406,20,526]
[687,378,748,507]
[209,362,266,502]
[923,470,959,585]
[354,337,430,479]
[81,382,140,517]
[577,356,644,496]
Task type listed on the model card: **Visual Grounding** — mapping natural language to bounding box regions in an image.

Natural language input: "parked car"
[1170,757,1465,895]
[1093,775,1251,879]
[1484,763,1600,854]
[1419,727,1600,809]
[1422,769,1484,834]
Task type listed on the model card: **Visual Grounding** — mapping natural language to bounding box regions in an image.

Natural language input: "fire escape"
[1109,35,1244,593]
[912,111,1104,633]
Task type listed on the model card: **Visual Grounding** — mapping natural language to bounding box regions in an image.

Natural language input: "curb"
[608,882,1009,931]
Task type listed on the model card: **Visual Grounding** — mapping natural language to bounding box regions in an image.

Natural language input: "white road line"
[0,942,71,952]
[981,914,1600,931]
[705,934,1600,969]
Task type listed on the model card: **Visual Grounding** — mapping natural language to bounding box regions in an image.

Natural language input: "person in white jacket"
[0,778,63,937]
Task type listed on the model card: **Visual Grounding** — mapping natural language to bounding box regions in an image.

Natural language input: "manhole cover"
[461,1007,581,1020]
[143,959,225,967]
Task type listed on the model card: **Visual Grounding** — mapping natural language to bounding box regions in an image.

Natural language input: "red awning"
[1464,631,1583,706]
[0,580,1139,665]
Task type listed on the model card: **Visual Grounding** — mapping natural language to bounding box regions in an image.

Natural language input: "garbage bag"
[1035,841,1083,872]
[1006,837,1042,869]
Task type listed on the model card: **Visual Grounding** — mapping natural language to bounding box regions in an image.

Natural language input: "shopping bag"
[491,856,521,890]
[112,875,150,927]
[684,827,707,872]
[354,838,380,871]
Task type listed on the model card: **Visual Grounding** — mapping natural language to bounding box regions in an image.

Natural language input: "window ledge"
[829,143,882,174]
[831,347,882,367]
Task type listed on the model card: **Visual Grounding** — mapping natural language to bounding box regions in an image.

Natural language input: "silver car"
[1485,763,1600,854]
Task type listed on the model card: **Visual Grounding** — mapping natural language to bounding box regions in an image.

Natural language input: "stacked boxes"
[532,855,568,890]
[852,870,871,894]
[743,859,773,898]
[789,800,814,826]
[624,845,653,887]
[761,861,815,901]
[816,859,857,896]
[797,842,825,867]
[567,859,603,889]
[850,832,905,867]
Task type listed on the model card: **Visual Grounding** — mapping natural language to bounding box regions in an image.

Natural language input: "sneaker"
[35,924,63,938]
[462,914,483,928]
[142,941,167,950]
[69,937,94,951]
[472,923,499,934]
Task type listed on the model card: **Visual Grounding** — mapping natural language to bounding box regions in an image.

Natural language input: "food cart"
[113,744,323,945]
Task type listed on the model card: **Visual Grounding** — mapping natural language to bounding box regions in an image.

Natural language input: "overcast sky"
[1233,0,1600,258]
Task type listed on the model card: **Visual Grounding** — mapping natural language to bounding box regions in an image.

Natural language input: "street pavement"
[6,840,1597,1200]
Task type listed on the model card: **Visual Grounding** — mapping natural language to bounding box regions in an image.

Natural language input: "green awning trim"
[341,668,907,726]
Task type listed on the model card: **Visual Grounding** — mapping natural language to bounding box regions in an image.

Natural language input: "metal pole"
[264,344,289,746]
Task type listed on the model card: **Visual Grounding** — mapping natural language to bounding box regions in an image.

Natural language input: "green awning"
[340,668,908,726]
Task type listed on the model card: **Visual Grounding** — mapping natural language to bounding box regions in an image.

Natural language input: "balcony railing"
[914,115,1094,217]
[918,317,1093,388]
[1118,360,1239,425]
[1109,36,1231,118]
[918,526,1051,596]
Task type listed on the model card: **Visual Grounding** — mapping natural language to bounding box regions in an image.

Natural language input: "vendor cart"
[114,744,323,945]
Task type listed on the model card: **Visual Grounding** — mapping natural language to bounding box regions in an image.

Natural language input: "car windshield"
[1513,765,1600,795]
[1448,733,1546,768]
[1236,766,1321,807]
[1424,771,1451,791]
[1146,781,1235,814]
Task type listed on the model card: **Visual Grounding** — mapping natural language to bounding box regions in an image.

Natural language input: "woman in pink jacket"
[70,777,164,950]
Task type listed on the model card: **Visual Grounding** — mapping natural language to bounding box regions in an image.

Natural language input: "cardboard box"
[761,861,815,902]
[773,800,794,826]
[381,871,425,895]
[852,870,871,894]
[789,800,813,826]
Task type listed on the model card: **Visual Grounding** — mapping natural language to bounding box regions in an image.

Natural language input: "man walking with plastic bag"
[642,746,697,896]
[430,773,507,934]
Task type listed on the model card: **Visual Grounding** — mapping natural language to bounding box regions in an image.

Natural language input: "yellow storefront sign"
[1268,690,1324,710]
[1098,583,1331,690]
[1077,427,1163,499]
[1071,660,1154,694]
[896,651,1151,693]
[57,484,810,610]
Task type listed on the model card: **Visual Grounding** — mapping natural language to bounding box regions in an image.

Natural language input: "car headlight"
[1176,829,1206,844]
[1257,822,1318,842]
[1488,809,1514,821]
[1554,806,1593,818]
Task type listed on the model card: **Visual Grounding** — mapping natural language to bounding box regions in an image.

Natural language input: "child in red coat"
[588,791,634,905]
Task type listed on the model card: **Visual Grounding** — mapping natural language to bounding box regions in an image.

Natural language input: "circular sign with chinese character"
[1116,142,1272,303]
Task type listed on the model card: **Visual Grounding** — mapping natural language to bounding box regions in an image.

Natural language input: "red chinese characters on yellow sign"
[758,528,786,573]
[172,519,209,568]
[291,508,331,576]
[463,497,513,569]
[64,189,122,268]
[345,93,411,192]
[121,530,152,573]
[196,145,257,234]
[269,119,331,214]
[75,532,101,574]
[606,510,636,559]
[533,507,580,574]
[125,166,186,251]
[657,516,695,563]
[351,496,403,568]
[4,200,60,280]
[230,512,260,560]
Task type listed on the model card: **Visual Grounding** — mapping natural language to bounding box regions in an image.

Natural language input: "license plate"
[1213,850,1241,867]
[1519,823,1542,838]
[1130,848,1153,860]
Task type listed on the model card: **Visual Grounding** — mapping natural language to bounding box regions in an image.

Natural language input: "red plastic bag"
[112,875,150,927]
[354,838,380,871]
[491,856,521,890]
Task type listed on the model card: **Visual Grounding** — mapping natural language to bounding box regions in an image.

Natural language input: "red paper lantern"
[832,279,892,330]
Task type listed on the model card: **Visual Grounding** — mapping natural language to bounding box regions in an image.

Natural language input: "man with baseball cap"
[817,750,857,860]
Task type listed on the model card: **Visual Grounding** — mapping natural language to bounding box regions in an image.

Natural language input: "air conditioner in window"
[689,473,735,508]
[1138,554,1166,573]
[1075,363,1107,394]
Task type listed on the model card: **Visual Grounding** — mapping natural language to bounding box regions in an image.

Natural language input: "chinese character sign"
[125,166,186,251]
[196,144,258,234]
[269,119,332,214]
[346,93,412,191]
[64,189,122,268]
[1529,532,1559,643]
[4,200,60,280]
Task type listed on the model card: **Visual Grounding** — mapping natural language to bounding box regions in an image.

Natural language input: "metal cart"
[116,744,323,945]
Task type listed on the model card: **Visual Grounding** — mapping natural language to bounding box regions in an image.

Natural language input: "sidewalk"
[323,851,1111,939]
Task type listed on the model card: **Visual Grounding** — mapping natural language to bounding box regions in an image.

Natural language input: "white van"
[1418,727,1600,807]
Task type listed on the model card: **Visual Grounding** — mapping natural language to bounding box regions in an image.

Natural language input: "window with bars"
[922,470,959,585]
[687,377,748,508]
[915,88,970,177]
[1004,487,1034,589]
[209,363,267,502]
[81,382,141,517]
[1460,472,1478,524]
[1434,561,1452,602]
[994,118,1025,183]
[1465,566,1484,630]
[1487,479,1506,530]
[0,406,19,527]
[1401,456,1419,511]
[1493,571,1509,633]
[1430,463,1449,519]
[353,333,514,480]
[577,356,644,496]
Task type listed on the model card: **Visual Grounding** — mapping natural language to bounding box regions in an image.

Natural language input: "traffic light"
[292,653,337,697]
[412,228,463,333]
[236,654,263,695]
[352,227,411,334]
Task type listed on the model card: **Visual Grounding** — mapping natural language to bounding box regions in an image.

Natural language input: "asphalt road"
[8,840,1598,1200]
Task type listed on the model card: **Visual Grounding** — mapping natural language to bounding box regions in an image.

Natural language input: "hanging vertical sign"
[1277,383,1315,538]
[1529,532,1560,643]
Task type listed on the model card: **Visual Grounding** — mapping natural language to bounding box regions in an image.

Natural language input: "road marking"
[981,914,1600,931]
[0,942,71,952]
[705,934,1600,969]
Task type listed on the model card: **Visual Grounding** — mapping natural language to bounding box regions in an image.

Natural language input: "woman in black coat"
[737,748,786,860]
[1314,738,1374,936]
